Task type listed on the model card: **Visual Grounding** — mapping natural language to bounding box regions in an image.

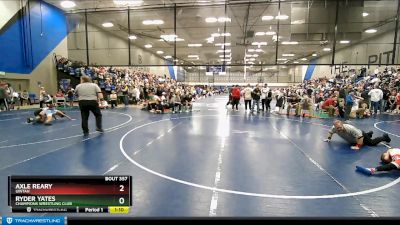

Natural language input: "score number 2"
[119,185,125,205]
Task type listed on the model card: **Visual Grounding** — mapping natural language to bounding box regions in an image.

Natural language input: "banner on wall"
[59,79,70,91]
[206,65,225,75]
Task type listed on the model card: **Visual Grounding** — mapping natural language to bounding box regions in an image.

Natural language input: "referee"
[75,75,104,136]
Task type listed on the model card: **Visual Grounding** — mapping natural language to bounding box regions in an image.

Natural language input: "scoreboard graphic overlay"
[8,176,132,214]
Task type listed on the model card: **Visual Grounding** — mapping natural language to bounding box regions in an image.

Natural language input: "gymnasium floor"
[0,96,399,217]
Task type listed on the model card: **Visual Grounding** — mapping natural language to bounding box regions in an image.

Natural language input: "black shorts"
[34,109,42,116]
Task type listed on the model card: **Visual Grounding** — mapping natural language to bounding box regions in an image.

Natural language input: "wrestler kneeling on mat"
[27,103,74,125]
[324,120,391,151]
[356,147,400,175]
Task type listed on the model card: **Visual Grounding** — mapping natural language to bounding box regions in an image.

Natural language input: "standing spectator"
[396,91,400,114]
[0,82,8,111]
[266,89,273,112]
[39,87,46,108]
[381,86,390,113]
[387,90,397,113]
[231,85,241,111]
[242,84,252,111]
[67,87,74,107]
[361,87,371,109]
[345,90,355,121]
[251,84,261,113]
[275,89,285,114]
[260,84,269,112]
[122,83,129,107]
[20,90,29,106]
[337,86,347,118]
[368,84,383,114]
[74,76,104,136]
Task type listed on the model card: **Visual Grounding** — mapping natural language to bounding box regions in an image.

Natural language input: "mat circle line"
[120,115,400,199]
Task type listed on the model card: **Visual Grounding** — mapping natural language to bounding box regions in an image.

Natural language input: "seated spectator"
[286,94,301,116]
[99,99,110,109]
[300,94,314,118]
[110,91,118,109]
[321,95,337,117]
[55,89,65,98]
[20,90,29,106]
[181,92,193,112]
[387,90,397,113]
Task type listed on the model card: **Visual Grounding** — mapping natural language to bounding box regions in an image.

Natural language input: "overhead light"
[272,35,282,42]
[252,42,267,46]
[362,12,369,17]
[282,41,298,45]
[247,48,263,53]
[248,49,264,53]
[323,48,331,51]
[60,1,76,8]
[219,54,232,58]
[312,53,317,57]
[174,59,179,62]
[245,54,258,58]
[262,15,274,21]
[188,44,202,47]
[142,20,164,25]
[275,15,289,20]
[277,58,287,61]
[205,17,218,23]
[255,32,265,36]
[217,49,231,53]
[293,61,299,64]
[206,37,214,43]
[156,51,164,54]
[340,40,350,44]
[301,58,307,61]
[102,22,114,28]
[215,43,231,47]
[188,55,199,58]
[164,55,172,59]
[217,17,231,23]
[206,17,231,23]
[291,20,305,25]
[211,33,221,37]
[160,34,184,42]
[144,44,152,48]
[113,0,143,6]
[221,33,231,36]
[282,54,295,57]
[365,29,377,33]
[128,35,137,40]
[265,31,276,35]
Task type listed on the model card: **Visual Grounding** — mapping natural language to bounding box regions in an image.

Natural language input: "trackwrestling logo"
[2,217,65,225]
